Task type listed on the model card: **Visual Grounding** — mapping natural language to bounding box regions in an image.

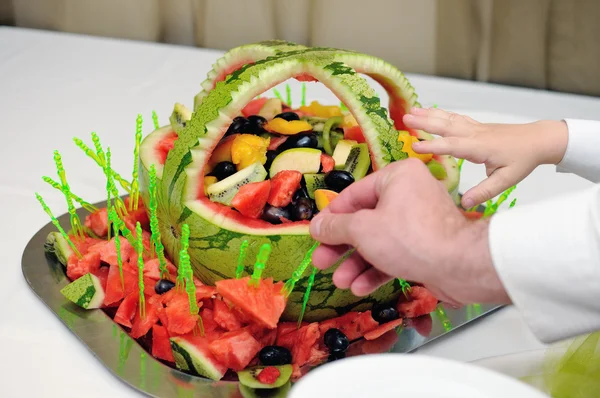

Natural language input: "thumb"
[310,212,360,246]
[462,168,513,208]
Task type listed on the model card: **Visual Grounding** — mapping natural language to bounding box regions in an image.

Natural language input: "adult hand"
[309,158,511,306]
[403,107,568,208]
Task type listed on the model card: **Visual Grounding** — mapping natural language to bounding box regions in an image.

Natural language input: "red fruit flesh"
[267,170,302,207]
[231,180,271,219]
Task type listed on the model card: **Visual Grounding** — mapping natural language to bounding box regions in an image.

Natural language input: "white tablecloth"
[0,27,597,397]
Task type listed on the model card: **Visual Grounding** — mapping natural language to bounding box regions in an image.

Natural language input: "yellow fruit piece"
[231,134,270,170]
[265,118,313,136]
[342,112,358,128]
[398,134,433,163]
[299,101,343,118]
[204,176,218,194]
[314,189,339,211]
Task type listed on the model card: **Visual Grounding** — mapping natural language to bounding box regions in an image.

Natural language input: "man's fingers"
[325,172,380,214]
[350,268,394,297]
[331,252,369,289]
[462,168,514,208]
[310,211,363,246]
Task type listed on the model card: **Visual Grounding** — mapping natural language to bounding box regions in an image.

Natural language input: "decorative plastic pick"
[136,222,146,319]
[491,185,517,212]
[397,278,412,299]
[235,240,249,279]
[42,176,97,212]
[301,83,307,107]
[297,266,318,327]
[472,303,482,316]
[148,164,168,278]
[509,198,517,209]
[434,304,453,332]
[110,208,136,248]
[73,135,131,193]
[182,251,203,335]
[286,84,292,107]
[35,193,82,258]
[53,150,85,240]
[283,242,319,296]
[109,209,125,290]
[249,244,271,287]
[339,101,348,112]
[176,224,191,291]
[100,143,127,219]
[272,88,283,102]
[105,148,114,240]
[432,104,438,108]
[152,110,160,130]
[129,115,143,211]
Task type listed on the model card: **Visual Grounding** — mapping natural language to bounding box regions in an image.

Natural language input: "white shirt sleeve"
[488,119,600,343]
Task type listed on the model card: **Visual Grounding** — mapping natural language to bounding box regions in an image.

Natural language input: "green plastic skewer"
[152,110,160,130]
[98,140,127,219]
[249,244,271,287]
[509,198,517,208]
[272,88,283,102]
[148,164,168,278]
[111,209,136,248]
[283,242,319,296]
[176,224,190,291]
[130,115,143,211]
[35,193,82,258]
[105,148,114,240]
[235,240,249,279]
[286,84,292,107]
[53,150,85,240]
[42,176,97,212]
[297,266,318,327]
[136,222,146,319]
[435,304,453,332]
[339,102,348,112]
[397,278,412,299]
[109,209,125,290]
[73,136,132,193]
[491,185,516,212]
[301,83,306,107]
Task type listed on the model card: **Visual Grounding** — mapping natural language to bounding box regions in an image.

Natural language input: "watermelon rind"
[60,273,105,309]
[44,231,74,266]
[169,337,226,381]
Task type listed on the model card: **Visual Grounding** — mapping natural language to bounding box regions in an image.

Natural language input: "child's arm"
[402,107,572,208]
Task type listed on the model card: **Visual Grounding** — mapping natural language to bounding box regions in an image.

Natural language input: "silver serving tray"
[22,202,500,397]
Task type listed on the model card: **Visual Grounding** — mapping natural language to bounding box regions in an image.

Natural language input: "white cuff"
[557,119,600,183]
[489,185,600,343]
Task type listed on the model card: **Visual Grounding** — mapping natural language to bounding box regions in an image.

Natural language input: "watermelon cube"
[152,324,175,363]
[208,328,262,371]
[213,299,242,331]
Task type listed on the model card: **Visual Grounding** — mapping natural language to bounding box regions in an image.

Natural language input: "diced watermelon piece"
[230,305,252,324]
[267,170,302,208]
[200,308,220,334]
[152,324,175,363]
[364,318,403,341]
[114,291,138,328]
[268,136,288,151]
[143,258,177,281]
[213,299,242,331]
[242,98,268,118]
[306,346,328,366]
[248,323,277,347]
[87,236,135,268]
[84,207,109,237]
[343,125,366,143]
[320,153,335,173]
[362,330,400,354]
[291,323,320,367]
[156,131,178,164]
[103,260,137,306]
[275,322,308,351]
[257,366,281,385]
[73,236,104,255]
[157,305,169,330]
[231,180,271,219]
[92,266,109,292]
[208,328,262,371]
[318,311,379,341]
[461,209,484,220]
[66,251,102,281]
[195,285,217,301]
[130,298,160,338]
[215,277,287,329]
[396,286,438,318]
[165,292,199,335]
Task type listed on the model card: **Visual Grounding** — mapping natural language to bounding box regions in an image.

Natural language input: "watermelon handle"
[235,240,249,279]
[249,244,271,286]
[35,192,82,258]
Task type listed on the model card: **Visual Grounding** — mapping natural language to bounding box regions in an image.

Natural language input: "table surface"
[0,27,597,397]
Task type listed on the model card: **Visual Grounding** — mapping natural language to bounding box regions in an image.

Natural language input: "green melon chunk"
[238,365,293,389]
[269,148,322,178]
[44,231,74,266]
[60,273,105,309]
[332,139,357,169]
[170,337,226,381]
[427,159,448,180]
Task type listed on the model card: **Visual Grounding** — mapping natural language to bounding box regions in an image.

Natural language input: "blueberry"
[248,115,267,134]
[262,204,291,224]
[274,111,300,121]
[259,346,293,366]
[324,170,355,193]
[324,328,349,352]
[292,198,314,221]
[225,116,249,135]
[155,279,175,295]
[210,161,237,181]
[372,302,400,324]
[264,150,279,171]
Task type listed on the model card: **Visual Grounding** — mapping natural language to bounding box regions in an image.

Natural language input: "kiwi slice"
[206,161,267,205]
[239,382,291,398]
[258,98,283,120]
[170,103,192,134]
[427,159,447,180]
[304,173,326,199]
[343,143,370,181]
[238,365,293,389]
[269,148,321,178]
[302,116,328,132]
[332,139,358,169]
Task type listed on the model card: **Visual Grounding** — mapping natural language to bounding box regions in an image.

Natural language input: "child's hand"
[403,108,569,208]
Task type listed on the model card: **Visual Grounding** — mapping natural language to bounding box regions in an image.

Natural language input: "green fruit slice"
[427,159,448,180]
[44,231,74,266]
[303,173,327,199]
[170,103,192,134]
[269,148,322,178]
[332,139,358,169]
[60,273,105,309]
[343,143,371,181]
[238,365,293,389]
